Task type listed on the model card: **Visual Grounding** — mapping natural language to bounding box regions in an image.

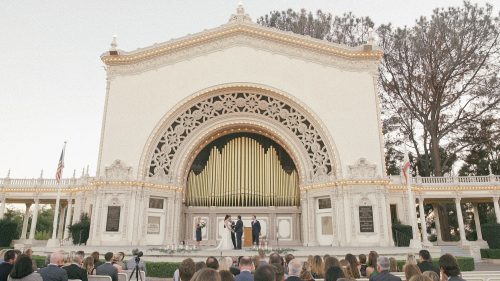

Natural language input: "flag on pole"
[402,154,411,184]
[55,142,66,183]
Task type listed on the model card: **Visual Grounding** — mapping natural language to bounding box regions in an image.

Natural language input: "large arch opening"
[186,132,300,207]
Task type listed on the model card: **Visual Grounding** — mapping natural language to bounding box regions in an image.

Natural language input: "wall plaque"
[106,206,121,232]
[147,216,161,234]
[359,206,374,232]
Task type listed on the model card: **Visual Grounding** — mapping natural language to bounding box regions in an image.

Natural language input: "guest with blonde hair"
[404,264,422,281]
[339,260,355,281]
[422,271,439,281]
[310,255,324,279]
[219,257,233,272]
[389,258,398,272]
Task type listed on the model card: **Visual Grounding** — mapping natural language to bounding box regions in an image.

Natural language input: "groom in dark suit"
[251,215,261,246]
[235,215,244,249]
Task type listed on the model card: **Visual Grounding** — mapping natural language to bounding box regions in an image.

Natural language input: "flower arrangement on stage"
[149,245,201,255]
[248,247,296,255]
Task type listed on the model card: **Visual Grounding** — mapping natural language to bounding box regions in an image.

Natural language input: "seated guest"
[96,252,118,281]
[82,257,95,275]
[269,253,283,266]
[125,249,146,275]
[220,270,235,281]
[422,271,439,281]
[345,254,360,279]
[299,262,314,281]
[285,259,301,281]
[23,249,37,271]
[229,257,240,276]
[339,260,355,281]
[404,264,421,281]
[284,254,294,276]
[114,252,125,269]
[191,268,221,281]
[178,258,195,281]
[91,252,102,268]
[409,276,432,281]
[235,257,253,281]
[325,267,344,281]
[403,255,417,271]
[255,265,275,281]
[206,256,219,271]
[366,252,379,278]
[39,252,68,281]
[219,257,233,272]
[418,250,439,276]
[324,257,340,274]
[251,256,260,270]
[310,255,324,279]
[271,264,284,281]
[111,255,123,272]
[1,250,17,281]
[389,258,398,272]
[369,257,401,281]
[63,255,88,281]
[195,262,206,272]
[257,250,268,267]
[76,251,85,259]
[438,254,464,281]
[359,254,368,277]
[7,254,42,281]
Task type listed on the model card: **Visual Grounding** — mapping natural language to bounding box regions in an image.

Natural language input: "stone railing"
[0,176,94,189]
[388,174,500,185]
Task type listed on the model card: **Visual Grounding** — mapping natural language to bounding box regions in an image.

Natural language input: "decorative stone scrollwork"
[348,158,377,179]
[105,160,132,180]
[149,91,335,180]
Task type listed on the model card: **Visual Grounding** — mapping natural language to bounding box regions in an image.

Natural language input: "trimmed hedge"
[481,223,500,249]
[33,255,48,268]
[480,248,500,259]
[145,262,180,278]
[0,219,18,247]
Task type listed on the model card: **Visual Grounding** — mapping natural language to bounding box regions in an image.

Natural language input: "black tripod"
[128,257,143,281]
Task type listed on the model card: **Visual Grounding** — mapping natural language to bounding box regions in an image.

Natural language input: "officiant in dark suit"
[235,215,244,249]
[251,215,261,246]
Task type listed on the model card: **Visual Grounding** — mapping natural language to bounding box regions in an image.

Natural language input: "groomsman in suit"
[235,215,244,249]
[251,215,261,247]
[231,219,237,249]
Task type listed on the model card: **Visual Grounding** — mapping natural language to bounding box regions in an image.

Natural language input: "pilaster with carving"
[300,192,308,246]
[307,194,317,246]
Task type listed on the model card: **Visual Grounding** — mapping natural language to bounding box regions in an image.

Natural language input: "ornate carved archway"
[141,84,340,185]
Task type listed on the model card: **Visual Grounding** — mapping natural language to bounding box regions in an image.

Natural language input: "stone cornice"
[101,21,382,68]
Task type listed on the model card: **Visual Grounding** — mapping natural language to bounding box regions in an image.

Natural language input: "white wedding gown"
[214,219,233,250]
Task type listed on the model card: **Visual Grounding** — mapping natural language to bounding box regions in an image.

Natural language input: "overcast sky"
[0,0,495,179]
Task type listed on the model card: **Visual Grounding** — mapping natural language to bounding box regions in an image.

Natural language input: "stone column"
[57,204,67,239]
[418,197,427,242]
[330,191,339,246]
[20,203,32,239]
[494,197,500,224]
[307,195,318,246]
[29,198,40,240]
[454,197,467,243]
[432,204,443,243]
[0,196,6,219]
[472,203,483,241]
[63,198,73,239]
[300,192,308,246]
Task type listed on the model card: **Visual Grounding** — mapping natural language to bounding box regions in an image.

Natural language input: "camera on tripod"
[134,250,143,263]
[129,249,144,281]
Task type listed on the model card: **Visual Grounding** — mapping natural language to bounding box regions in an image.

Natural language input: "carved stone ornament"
[105,160,132,180]
[348,158,377,179]
[149,91,334,179]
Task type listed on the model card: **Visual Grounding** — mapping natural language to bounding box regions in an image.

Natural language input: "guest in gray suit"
[235,257,254,281]
[96,253,118,281]
[439,254,464,281]
[39,252,68,281]
[369,257,402,281]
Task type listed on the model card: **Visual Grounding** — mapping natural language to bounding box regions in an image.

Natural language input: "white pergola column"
[20,203,32,239]
[57,204,67,239]
[494,197,500,224]
[418,197,428,242]
[63,198,73,239]
[472,203,483,241]
[0,196,6,219]
[28,198,40,240]
[300,192,309,246]
[454,197,467,243]
[432,204,443,243]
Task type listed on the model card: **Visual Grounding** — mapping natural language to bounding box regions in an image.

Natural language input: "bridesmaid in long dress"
[195,217,202,247]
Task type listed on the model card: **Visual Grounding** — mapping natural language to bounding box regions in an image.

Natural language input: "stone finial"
[39,169,43,179]
[489,163,493,175]
[229,1,252,23]
[72,169,76,179]
[415,165,420,177]
[109,34,118,55]
[367,28,375,45]
[81,167,85,177]
[85,165,90,176]
[6,169,10,178]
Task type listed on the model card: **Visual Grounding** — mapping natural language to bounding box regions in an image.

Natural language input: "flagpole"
[404,144,421,248]
[48,142,66,247]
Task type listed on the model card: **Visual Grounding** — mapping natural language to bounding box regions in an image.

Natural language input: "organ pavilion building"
[1,5,499,257]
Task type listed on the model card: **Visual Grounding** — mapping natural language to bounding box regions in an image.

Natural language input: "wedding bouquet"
[200,221,206,229]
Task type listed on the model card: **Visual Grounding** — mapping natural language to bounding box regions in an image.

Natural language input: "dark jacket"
[0,263,14,281]
[369,270,402,281]
[235,271,253,281]
[417,261,439,276]
[62,264,88,281]
[96,263,118,281]
[39,264,68,281]
[251,220,261,235]
[285,276,301,281]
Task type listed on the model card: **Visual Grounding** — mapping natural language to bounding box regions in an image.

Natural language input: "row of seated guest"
[0,249,148,281]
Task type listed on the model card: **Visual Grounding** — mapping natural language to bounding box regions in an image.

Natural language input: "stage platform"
[28,245,442,262]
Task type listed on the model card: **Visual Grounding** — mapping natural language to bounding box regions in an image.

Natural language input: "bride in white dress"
[215,214,234,250]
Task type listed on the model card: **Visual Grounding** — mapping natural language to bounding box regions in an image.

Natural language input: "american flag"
[55,143,66,183]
